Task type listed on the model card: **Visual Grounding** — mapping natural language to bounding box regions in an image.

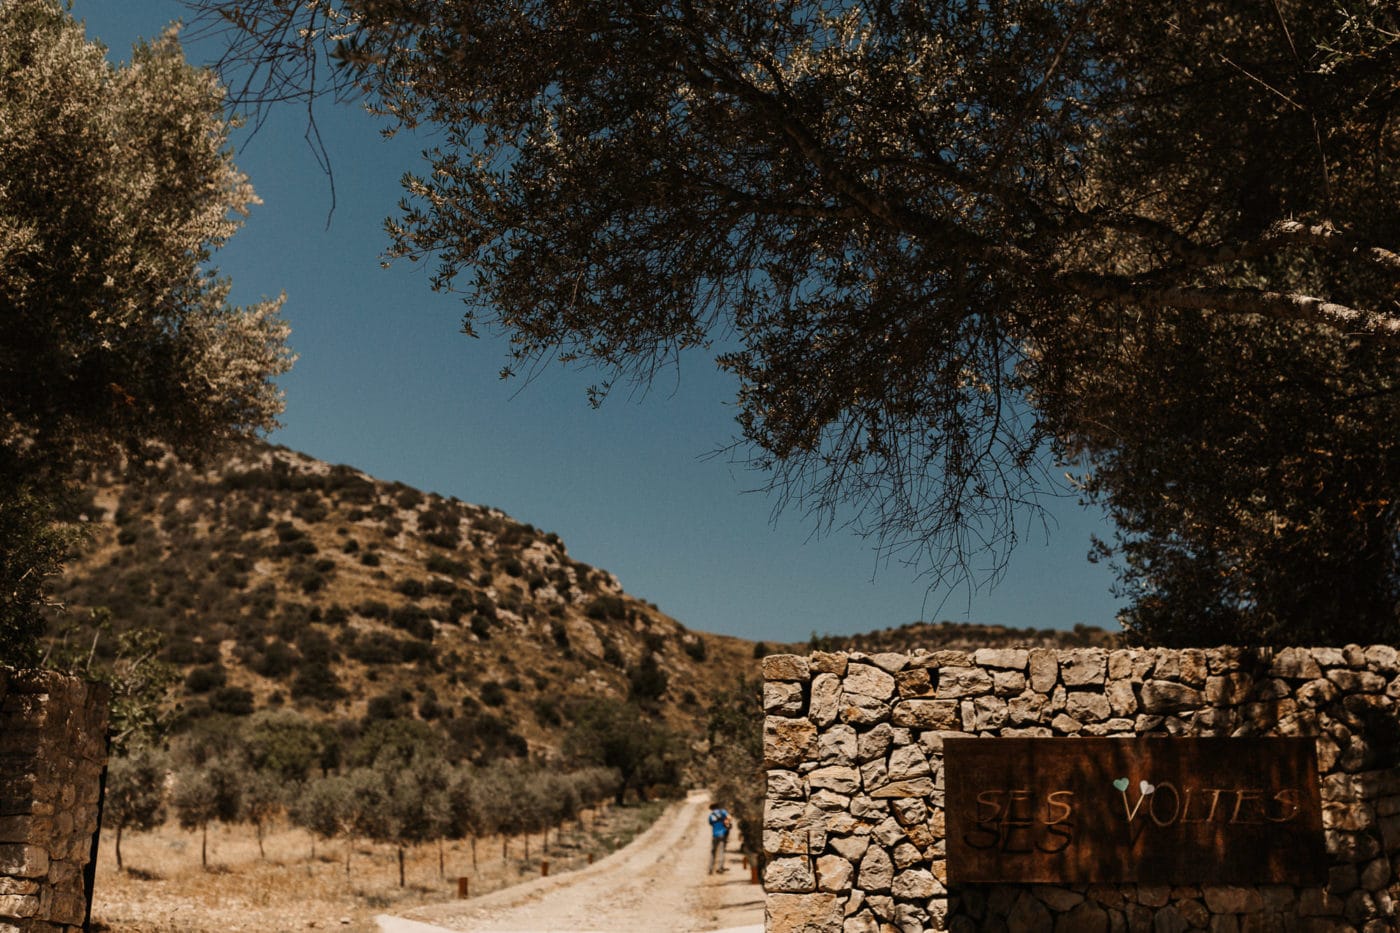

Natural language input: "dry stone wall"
[762,646,1400,932]
[0,669,109,933]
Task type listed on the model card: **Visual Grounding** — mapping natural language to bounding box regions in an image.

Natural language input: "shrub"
[251,639,300,679]
[355,600,390,620]
[469,614,492,640]
[682,636,707,662]
[359,550,381,567]
[291,662,346,702]
[479,681,506,707]
[389,605,434,641]
[394,578,426,599]
[501,557,524,578]
[424,529,460,549]
[426,554,469,577]
[208,687,255,716]
[185,665,228,694]
[585,595,628,622]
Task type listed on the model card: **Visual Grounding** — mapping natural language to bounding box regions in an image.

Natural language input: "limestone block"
[868,653,908,674]
[1271,647,1323,680]
[892,868,939,899]
[1139,680,1203,714]
[974,648,1028,670]
[1313,647,1347,666]
[1108,650,1136,680]
[0,894,39,920]
[857,723,893,763]
[850,796,887,821]
[992,670,1028,699]
[829,833,871,861]
[765,655,811,682]
[1007,890,1053,932]
[857,845,894,891]
[1009,692,1048,725]
[1106,680,1138,717]
[819,724,858,766]
[767,799,806,831]
[810,766,861,796]
[936,666,993,699]
[891,798,928,826]
[891,700,961,730]
[891,841,921,870]
[810,790,852,812]
[766,716,818,768]
[766,681,807,715]
[1065,692,1112,722]
[817,854,854,892]
[0,817,48,846]
[1034,886,1085,911]
[894,669,934,699]
[1204,673,1254,706]
[810,651,850,676]
[1363,645,1398,674]
[1061,649,1107,687]
[859,758,889,793]
[868,778,935,799]
[767,892,842,933]
[0,846,47,879]
[1050,713,1083,734]
[1028,649,1059,693]
[1058,900,1110,932]
[1328,669,1387,693]
[845,664,897,701]
[769,770,805,800]
[886,746,931,782]
[872,817,905,848]
[812,669,840,728]
[842,910,879,933]
[1296,678,1338,709]
[766,856,817,892]
[1174,649,1207,686]
[1203,886,1263,913]
[839,693,890,727]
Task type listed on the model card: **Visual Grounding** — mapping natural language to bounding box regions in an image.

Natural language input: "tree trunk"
[257,820,265,859]
[471,836,478,871]
[115,824,124,872]
[201,823,208,869]
[398,845,406,887]
[346,836,352,877]
[438,838,445,879]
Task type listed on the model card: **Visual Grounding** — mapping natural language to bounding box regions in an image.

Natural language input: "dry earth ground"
[91,802,668,933]
[388,790,764,933]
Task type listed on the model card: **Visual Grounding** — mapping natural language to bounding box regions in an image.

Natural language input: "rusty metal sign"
[943,737,1324,885]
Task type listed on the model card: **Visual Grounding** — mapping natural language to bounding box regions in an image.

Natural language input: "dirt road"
[376,791,763,933]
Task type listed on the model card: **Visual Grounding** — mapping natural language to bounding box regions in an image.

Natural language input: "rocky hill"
[45,441,765,758]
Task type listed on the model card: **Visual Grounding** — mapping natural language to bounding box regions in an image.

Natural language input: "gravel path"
[375,791,764,933]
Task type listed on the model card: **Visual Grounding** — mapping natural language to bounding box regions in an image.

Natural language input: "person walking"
[707,800,732,874]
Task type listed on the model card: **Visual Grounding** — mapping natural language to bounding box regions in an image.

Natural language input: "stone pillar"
[0,669,110,933]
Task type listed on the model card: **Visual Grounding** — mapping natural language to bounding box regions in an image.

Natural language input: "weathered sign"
[943,737,1325,885]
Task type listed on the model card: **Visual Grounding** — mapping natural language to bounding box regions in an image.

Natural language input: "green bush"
[479,681,506,707]
[184,664,227,694]
[208,687,255,716]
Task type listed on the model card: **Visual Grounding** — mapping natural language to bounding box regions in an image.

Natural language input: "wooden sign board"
[943,737,1325,885]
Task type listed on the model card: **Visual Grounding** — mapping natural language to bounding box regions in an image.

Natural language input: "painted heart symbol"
[1112,778,1129,792]
[1139,780,1156,796]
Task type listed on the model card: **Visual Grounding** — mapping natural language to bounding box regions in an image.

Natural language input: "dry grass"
[92,802,667,933]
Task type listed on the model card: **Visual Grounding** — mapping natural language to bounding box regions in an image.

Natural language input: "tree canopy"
[195,0,1398,644]
[0,0,293,663]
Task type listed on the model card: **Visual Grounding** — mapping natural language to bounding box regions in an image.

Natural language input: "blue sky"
[72,1,1124,644]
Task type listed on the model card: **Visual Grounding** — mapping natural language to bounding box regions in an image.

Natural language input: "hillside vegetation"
[47,440,762,760]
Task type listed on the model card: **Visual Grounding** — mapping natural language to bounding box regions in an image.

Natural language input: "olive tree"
[0,0,293,664]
